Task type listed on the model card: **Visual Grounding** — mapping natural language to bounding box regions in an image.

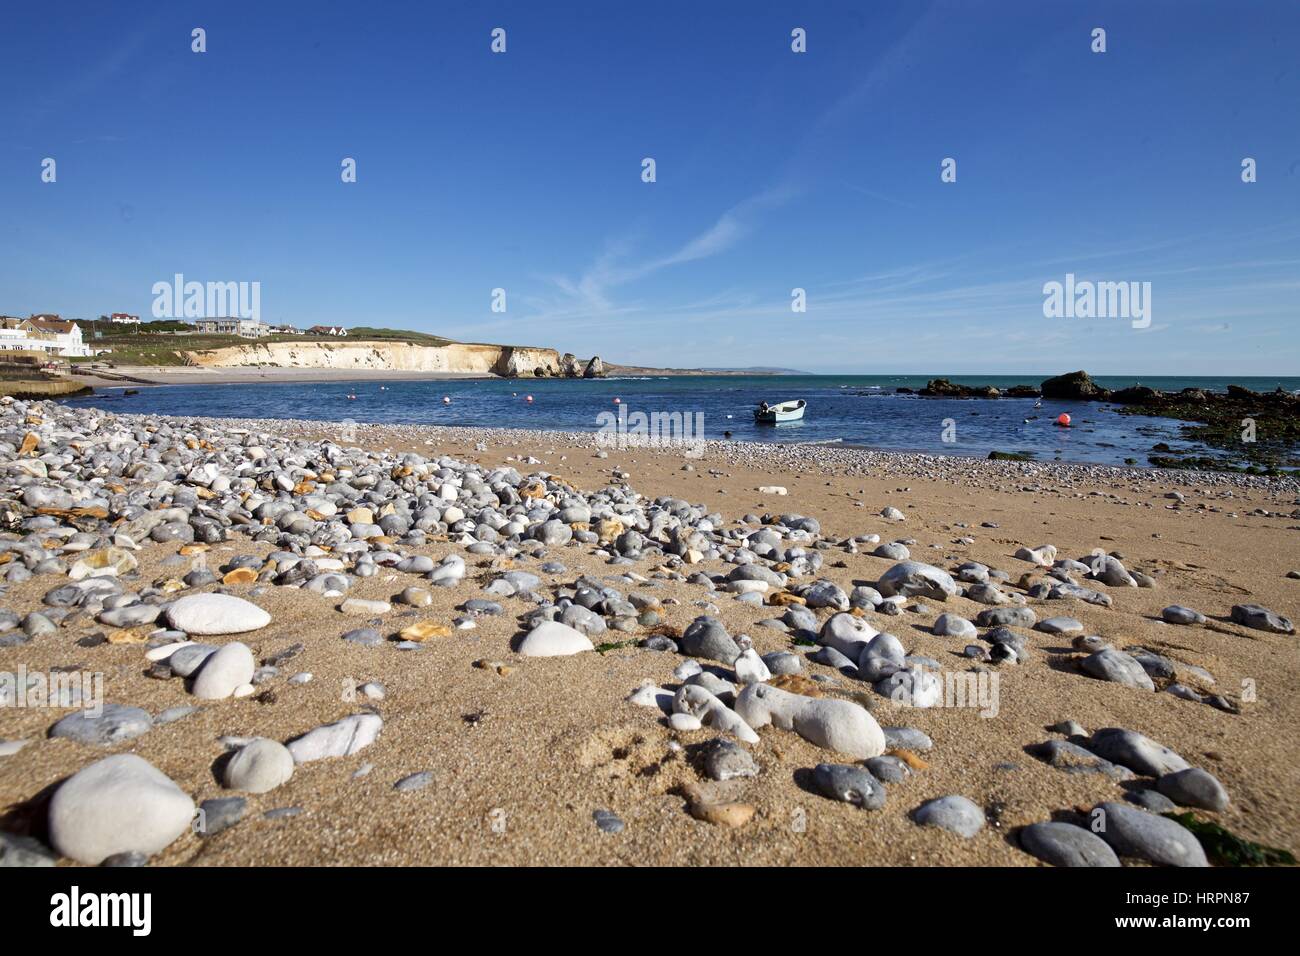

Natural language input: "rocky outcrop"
[1040,370,1110,401]
[583,356,606,379]
[492,346,563,378]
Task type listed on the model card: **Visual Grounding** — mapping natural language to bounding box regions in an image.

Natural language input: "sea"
[62,374,1300,468]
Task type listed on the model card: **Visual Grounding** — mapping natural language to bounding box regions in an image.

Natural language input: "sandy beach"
[2,405,1297,867]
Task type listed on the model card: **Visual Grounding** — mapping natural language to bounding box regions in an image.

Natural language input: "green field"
[72,323,465,367]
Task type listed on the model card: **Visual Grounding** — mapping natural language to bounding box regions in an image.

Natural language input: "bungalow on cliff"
[307,325,348,337]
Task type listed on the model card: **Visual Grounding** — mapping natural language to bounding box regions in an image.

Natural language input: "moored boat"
[755,399,806,423]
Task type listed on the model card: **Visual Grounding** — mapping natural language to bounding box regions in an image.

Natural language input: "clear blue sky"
[2,0,1297,375]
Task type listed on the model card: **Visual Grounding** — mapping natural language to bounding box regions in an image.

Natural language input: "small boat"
[755,399,806,424]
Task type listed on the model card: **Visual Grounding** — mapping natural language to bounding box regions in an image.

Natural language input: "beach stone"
[287,714,383,763]
[394,771,434,792]
[680,615,742,664]
[762,651,802,675]
[166,593,270,635]
[1230,603,1294,634]
[736,682,884,758]
[0,832,57,867]
[976,606,1036,628]
[933,613,976,638]
[1080,649,1155,691]
[197,796,246,836]
[1026,739,1135,782]
[1036,616,1083,635]
[1020,821,1120,867]
[593,809,625,833]
[864,754,911,784]
[1157,768,1229,812]
[914,795,984,838]
[48,754,195,865]
[668,712,702,731]
[517,620,594,657]
[701,738,759,781]
[49,703,153,746]
[1127,788,1178,812]
[1089,728,1189,777]
[876,561,957,601]
[342,627,383,647]
[1094,802,1208,867]
[224,738,295,793]
[1161,605,1206,625]
[812,763,886,810]
[882,726,933,751]
[191,641,255,699]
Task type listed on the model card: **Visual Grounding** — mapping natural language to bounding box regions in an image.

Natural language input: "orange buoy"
[526,395,534,403]
[613,397,621,404]
[443,396,451,405]
[1056,413,1071,427]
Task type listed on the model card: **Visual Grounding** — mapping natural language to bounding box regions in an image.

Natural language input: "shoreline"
[63,403,1300,490]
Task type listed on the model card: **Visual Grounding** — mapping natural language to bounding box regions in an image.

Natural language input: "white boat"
[755,399,806,423]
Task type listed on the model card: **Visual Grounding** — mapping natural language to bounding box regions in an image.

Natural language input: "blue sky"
[2,0,1297,375]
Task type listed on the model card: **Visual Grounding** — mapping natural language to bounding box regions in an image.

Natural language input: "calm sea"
[64,374,1300,468]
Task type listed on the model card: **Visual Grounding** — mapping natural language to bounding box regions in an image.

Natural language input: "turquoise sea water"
[65,374,1300,468]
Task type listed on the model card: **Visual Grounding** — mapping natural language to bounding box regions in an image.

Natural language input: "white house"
[15,316,93,357]
[193,317,269,338]
[110,312,141,325]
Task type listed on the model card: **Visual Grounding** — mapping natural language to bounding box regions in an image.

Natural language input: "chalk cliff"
[181,341,604,378]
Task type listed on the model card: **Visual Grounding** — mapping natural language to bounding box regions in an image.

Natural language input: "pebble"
[394,771,434,792]
[1161,605,1206,625]
[876,561,958,601]
[197,796,246,836]
[191,641,256,699]
[1089,728,1189,777]
[1094,802,1209,867]
[1080,648,1156,691]
[48,703,153,746]
[1019,821,1120,867]
[287,714,383,763]
[913,795,984,838]
[735,682,884,758]
[224,738,295,793]
[517,620,594,657]
[1230,603,1294,634]
[701,738,758,781]
[165,593,271,635]
[593,809,625,833]
[1157,767,1230,811]
[48,754,195,865]
[812,763,886,809]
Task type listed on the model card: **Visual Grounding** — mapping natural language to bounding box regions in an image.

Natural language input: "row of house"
[192,319,350,339]
[0,315,93,357]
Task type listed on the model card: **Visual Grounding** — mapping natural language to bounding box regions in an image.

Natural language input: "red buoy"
[1056,413,1071,427]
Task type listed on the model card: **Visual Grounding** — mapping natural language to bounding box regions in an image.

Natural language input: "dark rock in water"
[1110,385,1163,404]
[1041,370,1110,401]
[1019,821,1120,867]
[1230,603,1294,634]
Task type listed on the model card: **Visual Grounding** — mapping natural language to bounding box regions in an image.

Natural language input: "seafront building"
[0,315,93,357]
[192,317,270,338]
